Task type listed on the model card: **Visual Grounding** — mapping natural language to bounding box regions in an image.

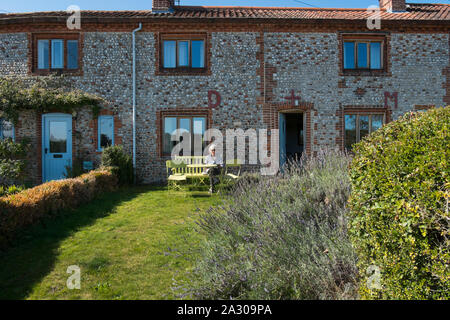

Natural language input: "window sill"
[31,69,83,76]
[340,69,391,77]
[156,68,211,76]
[160,155,175,161]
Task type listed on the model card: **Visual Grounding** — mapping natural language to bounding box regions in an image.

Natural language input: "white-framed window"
[345,114,384,150]
[98,115,114,151]
[0,118,15,140]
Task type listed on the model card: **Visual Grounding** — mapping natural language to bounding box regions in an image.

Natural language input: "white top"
[205,154,223,166]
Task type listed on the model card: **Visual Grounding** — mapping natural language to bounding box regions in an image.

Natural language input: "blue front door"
[42,114,72,182]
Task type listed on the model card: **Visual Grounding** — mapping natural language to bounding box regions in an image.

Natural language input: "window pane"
[192,40,205,68]
[49,121,67,153]
[193,117,206,135]
[99,116,114,149]
[357,43,368,68]
[0,119,14,140]
[179,118,191,155]
[178,41,189,67]
[371,115,384,132]
[51,40,64,69]
[179,118,190,133]
[360,115,369,140]
[193,117,206,155]
[370,42,381,69]
[343,42,355,69]
[345,115,357,149]
[38,40,49,69]
[163,40,176,68]
[67,40,79,69]
[164,117,177,154]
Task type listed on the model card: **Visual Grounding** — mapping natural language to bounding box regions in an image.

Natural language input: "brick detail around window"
[338,32,391,77]
[72,116,77,168]
[28,32,84,76]
[156,107,212,158]
[257,31,277,105]
[154,32,211,76]
[414,105,435,111]
[90,110,123,154]
[36,112,42,183]
[336,105,391,151]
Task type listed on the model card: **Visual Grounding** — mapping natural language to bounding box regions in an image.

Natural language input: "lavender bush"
[188,150,358,300]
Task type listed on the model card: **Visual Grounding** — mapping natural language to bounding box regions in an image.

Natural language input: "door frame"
[279,112,287,168]
[279,110,307,167]
[41,113,73,183]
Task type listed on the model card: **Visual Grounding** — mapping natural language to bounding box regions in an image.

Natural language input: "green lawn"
[0,186,219,300]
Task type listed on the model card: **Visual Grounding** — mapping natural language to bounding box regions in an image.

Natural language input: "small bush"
[348,106,450,300]
[101,146,133,185]
[186,150,358,300]
[0,185,25,197]
[0,168,118,250]
[0,138,30,187]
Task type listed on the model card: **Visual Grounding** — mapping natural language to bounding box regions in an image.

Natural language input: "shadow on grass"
[0,186,150,300]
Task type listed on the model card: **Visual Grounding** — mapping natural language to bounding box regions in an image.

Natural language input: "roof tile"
[0,3,448,21]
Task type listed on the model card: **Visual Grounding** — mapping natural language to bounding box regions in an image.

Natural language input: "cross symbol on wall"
[284,90,302,105]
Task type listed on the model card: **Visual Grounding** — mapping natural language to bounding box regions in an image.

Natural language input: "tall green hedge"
[348,106,449,300]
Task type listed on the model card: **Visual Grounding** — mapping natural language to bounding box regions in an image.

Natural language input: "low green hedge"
[0,168,118,250]
[348,106,449,299]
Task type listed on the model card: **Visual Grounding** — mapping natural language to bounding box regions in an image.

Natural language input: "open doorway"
[279,112,305,167]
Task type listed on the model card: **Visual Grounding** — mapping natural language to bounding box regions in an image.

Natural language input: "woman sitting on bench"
[205,144,223,193]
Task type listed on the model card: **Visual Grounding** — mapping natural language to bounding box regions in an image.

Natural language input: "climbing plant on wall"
[0,76,103,124]
[0,137,30,187]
